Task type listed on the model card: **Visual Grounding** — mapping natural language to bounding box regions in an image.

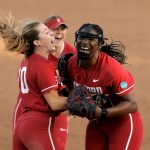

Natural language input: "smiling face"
[34,23,56,52]
[52,24,67,47]
[75,25,101,60]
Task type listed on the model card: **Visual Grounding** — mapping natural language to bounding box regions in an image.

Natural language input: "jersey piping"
[125,113,133,150]
[48,117,55,150]
[41,85,58,92]
[115,84,134,95]
[13,98,22,131]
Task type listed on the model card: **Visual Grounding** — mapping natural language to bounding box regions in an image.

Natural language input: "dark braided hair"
[101,40,127,64]
[75,23,127,64]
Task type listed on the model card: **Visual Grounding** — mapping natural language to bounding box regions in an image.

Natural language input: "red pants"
[13,110,68,150]
[86,111,144,150]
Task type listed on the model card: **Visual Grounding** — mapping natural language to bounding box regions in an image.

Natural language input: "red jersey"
[61,42,76,56]
[18,53,58,113]
[68,52,134,97]
[48,42,76,67]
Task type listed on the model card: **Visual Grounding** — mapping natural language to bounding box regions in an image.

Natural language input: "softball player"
[0,16,68,150]
[12,15,76,150]
[67,23,144,150]
[45,15,76,149]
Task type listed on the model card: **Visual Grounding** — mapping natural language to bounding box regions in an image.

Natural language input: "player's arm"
[43,89,67,111]
[90,92,138,119]
[106,92,137,117]
[65,86,137,120]
[102,62,138,118]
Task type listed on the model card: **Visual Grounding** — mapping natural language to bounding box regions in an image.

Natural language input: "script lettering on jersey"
[74,82,103,94]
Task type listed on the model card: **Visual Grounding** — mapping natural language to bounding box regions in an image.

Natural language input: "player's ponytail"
[0,14,27,53]
[0,14,40,57]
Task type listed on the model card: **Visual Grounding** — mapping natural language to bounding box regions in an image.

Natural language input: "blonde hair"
[0,14,40,57]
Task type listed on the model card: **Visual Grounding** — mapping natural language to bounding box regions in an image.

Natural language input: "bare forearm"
[107,100,137,117]
[94,101,137,120]
[95,93,138,118]
[50,96,67,111]
[44,90,67,111]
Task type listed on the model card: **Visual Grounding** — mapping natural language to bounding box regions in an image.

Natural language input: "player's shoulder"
[100,52,122,69]
[99,52,134,84]
[29,54,51,68]
[33,53,49,62]
[100,52,130,76]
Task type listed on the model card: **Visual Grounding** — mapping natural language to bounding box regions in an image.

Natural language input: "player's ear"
[33,40,40,46]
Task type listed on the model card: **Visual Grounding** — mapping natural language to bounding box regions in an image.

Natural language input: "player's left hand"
[67,85,96,119]
[67,85,113,119]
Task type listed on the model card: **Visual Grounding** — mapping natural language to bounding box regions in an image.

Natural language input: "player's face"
[76,28,100,58]
[52,25,67,47]
[35,23,56,52]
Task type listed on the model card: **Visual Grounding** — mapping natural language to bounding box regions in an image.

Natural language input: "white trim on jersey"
[48,117,55,150]
[125,113,133,150]
[13,98,22,132]
[115,84,134,95]
[41,85,58,92]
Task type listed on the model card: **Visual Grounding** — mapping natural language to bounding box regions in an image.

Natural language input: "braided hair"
[0,14,40,57]
[101,40,126,64]
[75,23,127,64]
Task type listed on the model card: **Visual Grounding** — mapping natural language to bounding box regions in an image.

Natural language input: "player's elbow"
[130,100,138,112]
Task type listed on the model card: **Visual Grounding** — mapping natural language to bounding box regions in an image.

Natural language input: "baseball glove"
[67,86,113,119]
[67,85,96,119]
[93,94,113,108]
[58,53,74,95]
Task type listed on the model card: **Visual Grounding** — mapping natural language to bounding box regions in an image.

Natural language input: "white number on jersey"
[18,67,29,94]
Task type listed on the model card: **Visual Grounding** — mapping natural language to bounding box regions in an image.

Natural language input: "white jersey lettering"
[74,82,103,94]
[19,67,29,94]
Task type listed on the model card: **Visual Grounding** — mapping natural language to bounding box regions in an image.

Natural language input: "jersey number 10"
[18,67,29,94]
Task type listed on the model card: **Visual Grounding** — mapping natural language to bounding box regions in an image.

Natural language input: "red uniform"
[68,52,143,150]
[48,42,76,149]
[13,53,60,150]
[13,42,76,150]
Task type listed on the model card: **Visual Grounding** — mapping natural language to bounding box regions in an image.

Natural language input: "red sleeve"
[112,66,134,96]
[35,62,58,93]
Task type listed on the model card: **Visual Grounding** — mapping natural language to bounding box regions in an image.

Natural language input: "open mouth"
[79,46,90,54]
[55,37,62,40]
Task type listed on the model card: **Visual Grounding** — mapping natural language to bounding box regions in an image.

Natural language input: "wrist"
[94,106,101,118]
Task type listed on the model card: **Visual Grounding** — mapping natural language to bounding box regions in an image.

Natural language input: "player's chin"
[57,40,64,45]
[49,46,56,52]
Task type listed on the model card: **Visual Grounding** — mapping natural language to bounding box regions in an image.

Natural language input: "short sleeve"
[112,67,134,96]
[35,62,58,93]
